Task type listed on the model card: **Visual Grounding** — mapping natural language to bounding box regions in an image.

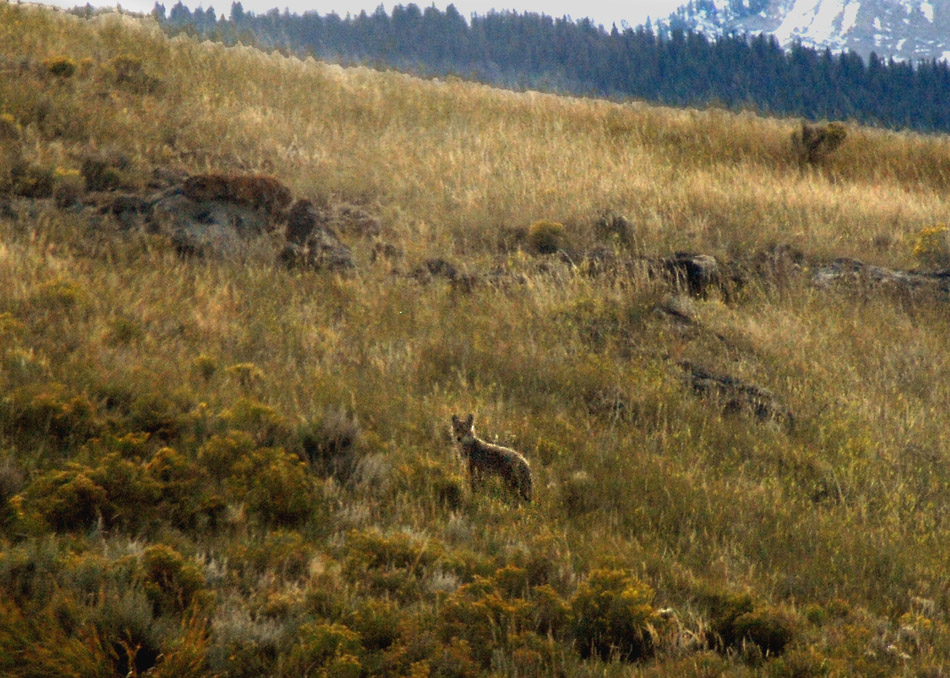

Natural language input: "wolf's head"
[451,413,475,446]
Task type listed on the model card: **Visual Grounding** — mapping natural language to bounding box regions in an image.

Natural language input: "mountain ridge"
[662,0,950,61]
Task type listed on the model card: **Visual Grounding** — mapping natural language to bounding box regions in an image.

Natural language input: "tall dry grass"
[3,3,950,676]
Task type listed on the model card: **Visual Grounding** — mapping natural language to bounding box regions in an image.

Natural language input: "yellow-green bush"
[13,465,110,531]
[43,56,77,78]
[139,544,214,617]
[220,398,292,448]
[197,431,256,478]
[284,622,363,677]
[9,161,54,198]
[527,220,567,254]
[0,112,20,140]
[911,225,950,269]
[229,446,315,526]
[570,568,664,661]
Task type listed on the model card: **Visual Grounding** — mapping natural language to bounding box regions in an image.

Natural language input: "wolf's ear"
[451,414,459,425]
[465,413,474,427]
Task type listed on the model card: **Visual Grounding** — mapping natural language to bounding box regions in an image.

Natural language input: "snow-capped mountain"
[661,0,950,61]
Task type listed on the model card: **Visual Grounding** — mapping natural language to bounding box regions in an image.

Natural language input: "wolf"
[451,413,532,502]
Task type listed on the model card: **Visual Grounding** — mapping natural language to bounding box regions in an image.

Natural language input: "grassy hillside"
[3,3,950,676]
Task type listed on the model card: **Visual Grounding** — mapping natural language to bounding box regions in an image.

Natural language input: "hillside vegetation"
[3,4,950,677]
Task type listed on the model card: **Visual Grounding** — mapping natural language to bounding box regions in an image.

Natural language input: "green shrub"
[80,154,123,192]
[15,465,110,531]
[570,568,663,661]
[106,314,144,345]
[0,112,20,140]
[526,220,567,254]
[192,354,218,380]
[10,161,54,198]
[197,431,256,479]
[342,529,446,600]
[732,606,798,657]
[145,446,221,529]
[346,598,403,653]
[560,470,600,517]
[284,622,363,677]
[221,398,292,448]
[529,584,571,638]
[911,225,950,270]
[699,587,756,651]
[31,278,89,311]
[229,446,314,526]
[108,54,161,93]
[792,121,847,166]
[230,529,312,578]
[225,362,265,389]
[43,56,77,78]
[439,576,533,667]
[0,593,113,677]
[88,452,162,529]
[697,586,798,657]
[52,167,85,207]
[118,389,199,443]
[139,544,213,617]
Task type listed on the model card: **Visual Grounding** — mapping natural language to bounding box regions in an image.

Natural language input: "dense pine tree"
[149,2,950,134]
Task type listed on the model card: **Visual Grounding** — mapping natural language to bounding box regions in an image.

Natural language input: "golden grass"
[4,3,950,676]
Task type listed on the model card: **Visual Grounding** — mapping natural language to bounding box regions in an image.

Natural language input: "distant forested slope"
[143,1,950,132]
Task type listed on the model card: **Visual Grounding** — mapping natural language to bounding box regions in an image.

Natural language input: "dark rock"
[103,194,149,230]
[679,361,794,429]
[81,155,123,192]
[409,258,459,282]
[285,199,327,245]
[330,203,381,238]
[664,252,722,298]
[279,209,355,271]
[148,166,188,190]
[595,211,635,245]
[370,240,403,262]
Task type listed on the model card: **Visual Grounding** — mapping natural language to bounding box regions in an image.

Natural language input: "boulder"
[149,188,274,257]
[182,173,292,217]
[279,199,355,271]
[679,361,794,429]
[663,252,722,298]
[812,257,950,295]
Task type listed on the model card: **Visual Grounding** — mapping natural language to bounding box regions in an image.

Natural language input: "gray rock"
[679,361,794,429]
[664,252,722,298]
[279,200,355,271]
[812,257,950,295]
[149,190,274,257]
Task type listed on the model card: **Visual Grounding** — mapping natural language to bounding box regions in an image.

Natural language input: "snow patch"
[840,1,859,35]
[773,0,847,44]
[921,2,934,23]
[874,17,882,30]
[942,51,950,63]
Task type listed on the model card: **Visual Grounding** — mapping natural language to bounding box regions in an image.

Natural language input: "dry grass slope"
[2,3,950,677]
